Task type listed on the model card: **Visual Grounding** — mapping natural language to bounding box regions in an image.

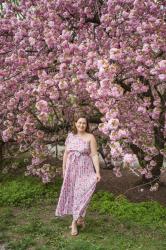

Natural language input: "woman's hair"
[72,113,90,134]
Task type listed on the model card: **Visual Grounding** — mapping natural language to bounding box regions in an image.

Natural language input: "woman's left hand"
[96,173,101,182]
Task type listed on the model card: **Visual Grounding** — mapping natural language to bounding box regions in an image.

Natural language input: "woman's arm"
[62,146,68,178]
[62,133,70,178]
[90,134,101,182]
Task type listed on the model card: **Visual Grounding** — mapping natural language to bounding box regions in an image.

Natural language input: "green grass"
[0,175,166,250]
[89,191,166,230]
[0,174,62,207]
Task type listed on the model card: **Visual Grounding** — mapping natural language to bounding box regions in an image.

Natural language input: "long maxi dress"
[55,132,97,220]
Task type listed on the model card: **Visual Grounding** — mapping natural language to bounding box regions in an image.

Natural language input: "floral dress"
[55,132,97,220]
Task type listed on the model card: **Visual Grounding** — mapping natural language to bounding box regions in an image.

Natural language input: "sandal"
[77,218,85,229]
[69,217,85,229]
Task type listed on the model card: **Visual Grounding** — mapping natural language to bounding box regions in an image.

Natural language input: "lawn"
[0,174,166,250]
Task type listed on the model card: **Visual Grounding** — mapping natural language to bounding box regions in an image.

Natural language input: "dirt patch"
[96,168,166,207]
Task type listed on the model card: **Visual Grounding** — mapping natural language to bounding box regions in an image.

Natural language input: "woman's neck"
[77,131,86,136]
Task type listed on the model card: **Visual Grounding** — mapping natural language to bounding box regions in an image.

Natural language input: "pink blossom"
[98,123,109,134]
[113,167,122,177]
[137,106,147,114]
[109,48,121,61]
[110,142,123,157]
[142,43,150,53]
[141,168,147,175]
[2,128,13,142]
[150,68,157,75]
[7,98,16,110]
[135,55,144,62]
[111,85,123,98]
[38,112,49,122]
[158,74,166,81]
[118,129,128,138]
[144,156,152,161]
[123,154,137,165]
[36,130,45,139]
[151,43,160,53]
[58,80,68,89]
[108,118,119,130]
[158,60,166,70]
[150,160,157,166]
[36,100,48,112]
[29,37,36,46]
[145,171,153,179]
[109,131,118,141]
[137,66,144,74]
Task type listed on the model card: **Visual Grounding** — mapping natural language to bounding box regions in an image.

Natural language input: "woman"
[55,114,101,236]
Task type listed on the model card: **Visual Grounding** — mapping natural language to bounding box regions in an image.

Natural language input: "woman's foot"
[77,217,85,229]
[69,217,85,229]
[70,221,78,236]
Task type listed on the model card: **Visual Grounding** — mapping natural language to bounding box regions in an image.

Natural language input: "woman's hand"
[96,173,101,182]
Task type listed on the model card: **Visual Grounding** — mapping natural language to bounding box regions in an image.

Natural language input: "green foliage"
[64,239,106,250]
[90,191,166,229]
[1,151,30,176]
[1,175,166,231]
[90,190,115,213]
[0,176,166,250]
[7,236,36,250]
[0,175,62,207]
[0,207,15,242]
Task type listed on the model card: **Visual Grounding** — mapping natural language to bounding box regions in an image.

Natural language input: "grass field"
[0,174,166,250]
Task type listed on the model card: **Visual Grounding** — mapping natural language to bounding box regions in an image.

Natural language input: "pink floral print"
[55,132,97,220]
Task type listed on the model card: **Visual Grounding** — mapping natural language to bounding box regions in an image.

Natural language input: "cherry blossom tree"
[0,0,99,182]
[1,0,165,184]
[53,0,166,182]
[85,0,166,183]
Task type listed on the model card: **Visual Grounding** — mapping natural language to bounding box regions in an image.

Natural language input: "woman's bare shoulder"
[87,133,96,140]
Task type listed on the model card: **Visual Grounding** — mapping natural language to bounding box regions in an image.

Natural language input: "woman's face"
[75,118,87,133]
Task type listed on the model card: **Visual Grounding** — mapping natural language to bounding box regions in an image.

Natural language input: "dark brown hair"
[72,113,90,134]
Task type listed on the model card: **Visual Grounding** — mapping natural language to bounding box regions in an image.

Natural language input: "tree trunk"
[130,143,145,167]
[152,154,163,179]
[152,92,165,182]
[129,143,150,183]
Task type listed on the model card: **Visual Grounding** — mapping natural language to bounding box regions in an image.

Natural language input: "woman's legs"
[71,219,78,236]
[70,216,85,230]
[72,211,85,223]
[69,214,85,231]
